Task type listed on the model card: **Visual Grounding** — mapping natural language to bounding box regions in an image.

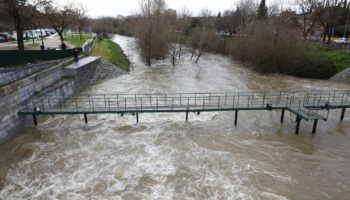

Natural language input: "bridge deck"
[18,91,350,134]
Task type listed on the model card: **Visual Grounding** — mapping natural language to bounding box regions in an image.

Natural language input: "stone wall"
[0,56,102,143]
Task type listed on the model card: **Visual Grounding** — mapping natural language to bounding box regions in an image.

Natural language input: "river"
[0,35,350,199]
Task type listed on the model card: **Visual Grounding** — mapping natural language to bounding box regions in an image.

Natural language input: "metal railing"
[20,91,350,121]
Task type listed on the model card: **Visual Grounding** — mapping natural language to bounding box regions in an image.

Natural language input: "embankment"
[0,55,126,144]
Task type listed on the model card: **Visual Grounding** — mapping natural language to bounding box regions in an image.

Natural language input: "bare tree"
[46,2,76,48]
[0,0,50,51]
[136,0,169,66]
[236,0,258,34]
[75,4,88,40]
[297,0,321,41]
[177,8,192,60]
[187,9,217,63]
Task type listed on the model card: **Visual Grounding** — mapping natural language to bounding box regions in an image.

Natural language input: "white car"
[334,38,349,44]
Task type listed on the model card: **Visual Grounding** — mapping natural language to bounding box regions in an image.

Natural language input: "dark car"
[0,33,12,42]
[0,36,6,43]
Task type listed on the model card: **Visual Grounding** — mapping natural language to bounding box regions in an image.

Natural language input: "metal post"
[235,110,238,126]
[195,93,197,106]
[186,111,189,122]
[141,98,143,111]
[296,117,302,135]
[84,114,88,124]
[218,96,221,109]
[76,98,78,112]
[341,108,346,121]
[312,119,318,134]
[280,109,285,124]
[92,98,95,112]
[136,112,139,123]
[33,108,38,126]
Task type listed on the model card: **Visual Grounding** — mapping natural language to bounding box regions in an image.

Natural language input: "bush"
[228,19,338,80]
[289,53,337,79]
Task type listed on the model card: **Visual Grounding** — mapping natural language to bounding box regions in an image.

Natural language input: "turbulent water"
[1,35,350,200]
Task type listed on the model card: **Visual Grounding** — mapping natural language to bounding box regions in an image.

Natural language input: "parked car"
[0,36,6,43]
[24,31,39,39]
[0,32,12,42]
[334,38,349,44]
[11,34,17,41]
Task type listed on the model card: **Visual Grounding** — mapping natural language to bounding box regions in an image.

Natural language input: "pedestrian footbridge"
[18,91,350,135]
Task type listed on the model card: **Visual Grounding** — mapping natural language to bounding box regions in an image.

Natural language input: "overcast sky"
[70,0,279,18]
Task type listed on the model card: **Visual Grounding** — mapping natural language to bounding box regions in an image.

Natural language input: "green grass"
[314,48,350,72]
[90,38,130,71]
[26,43,40,47]
[65,34,92,47]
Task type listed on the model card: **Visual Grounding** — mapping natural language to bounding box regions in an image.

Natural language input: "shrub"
[289,53,337,79]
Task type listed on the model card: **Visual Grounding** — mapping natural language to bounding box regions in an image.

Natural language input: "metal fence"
[0,48,82,68]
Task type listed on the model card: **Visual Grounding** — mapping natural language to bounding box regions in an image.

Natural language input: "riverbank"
[191,36,349,80]
[90,38,130,71]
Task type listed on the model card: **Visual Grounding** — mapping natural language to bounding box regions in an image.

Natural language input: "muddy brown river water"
[1,35,350,199]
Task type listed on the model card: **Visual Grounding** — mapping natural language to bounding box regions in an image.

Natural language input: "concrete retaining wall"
[64,56,101,90]
[0,56,101,143]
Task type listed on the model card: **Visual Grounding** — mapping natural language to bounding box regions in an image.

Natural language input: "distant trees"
[318,0,349,43]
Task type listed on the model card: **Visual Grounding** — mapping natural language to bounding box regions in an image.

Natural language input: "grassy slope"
[65,35,92,47]
[316,49,350,72]
[90,38,130,71]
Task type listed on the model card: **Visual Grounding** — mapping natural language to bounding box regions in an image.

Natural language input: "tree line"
[97,0,348,79]
[0,0,88,51]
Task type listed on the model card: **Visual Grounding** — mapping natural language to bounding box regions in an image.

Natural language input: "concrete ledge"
[64,56,101,90]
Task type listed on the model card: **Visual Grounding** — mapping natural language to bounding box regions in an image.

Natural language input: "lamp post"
[344,6,350,39]
[39,19,45,50]
[32,7,45,50]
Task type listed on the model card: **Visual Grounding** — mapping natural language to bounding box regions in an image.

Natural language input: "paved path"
[330,67,350,83]
[0,35,74,50]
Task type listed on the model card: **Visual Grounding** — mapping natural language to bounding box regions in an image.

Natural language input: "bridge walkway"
[18,91,350,135]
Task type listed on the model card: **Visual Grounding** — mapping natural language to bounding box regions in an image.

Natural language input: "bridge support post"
[235,110,238,126]
[136,112,139,123]
[186,111,189,122]
[280,109,285,124]
[84,114,88,124]
[340,108,346,121]
[296,117,302,135]
[312,119,318,134]
[33,108,38,126]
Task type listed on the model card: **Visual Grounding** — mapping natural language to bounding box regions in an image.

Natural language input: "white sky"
[69,0,280,18]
